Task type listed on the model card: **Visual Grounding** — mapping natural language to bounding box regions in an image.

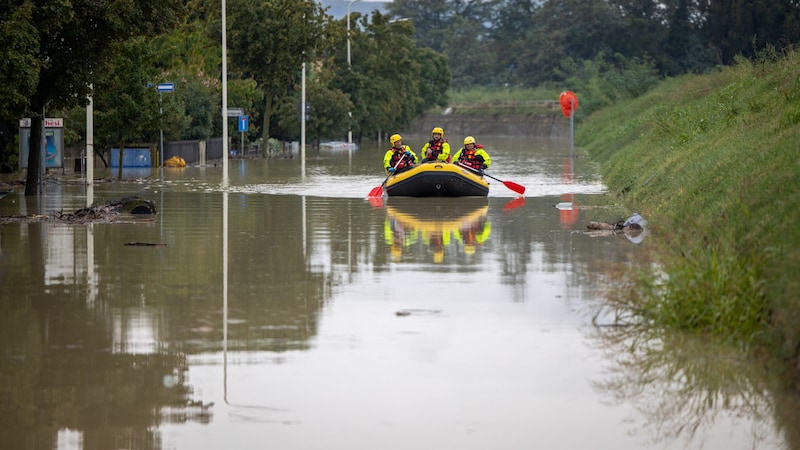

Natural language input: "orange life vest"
[389,148,413,171]
[426,139,447,160]
[458,144,484,170]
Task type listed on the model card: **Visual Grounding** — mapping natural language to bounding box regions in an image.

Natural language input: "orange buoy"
[559,91,579,118]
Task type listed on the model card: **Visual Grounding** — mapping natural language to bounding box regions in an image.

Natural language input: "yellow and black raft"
[384,162,489,197]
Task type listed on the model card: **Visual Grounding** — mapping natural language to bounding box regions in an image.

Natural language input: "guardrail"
[448,100,560,109]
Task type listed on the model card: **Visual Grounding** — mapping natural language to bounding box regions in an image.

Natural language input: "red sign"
[19,118,64,128]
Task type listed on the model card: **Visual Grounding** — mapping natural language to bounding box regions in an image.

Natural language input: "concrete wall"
[165,137,223,164]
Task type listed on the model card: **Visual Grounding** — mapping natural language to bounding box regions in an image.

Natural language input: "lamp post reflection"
[346,0,361,147]
[221,189,293,417]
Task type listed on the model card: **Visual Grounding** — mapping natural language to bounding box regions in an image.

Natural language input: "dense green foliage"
[3,0,799,185]
[342,13,450,141]
[0,1,450,172]
[578,47,800,367]
[0,0,184,191]
[388,0,800,88]
[227,0,332,143]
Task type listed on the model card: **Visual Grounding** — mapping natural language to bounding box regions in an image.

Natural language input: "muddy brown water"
[0,137,794,449]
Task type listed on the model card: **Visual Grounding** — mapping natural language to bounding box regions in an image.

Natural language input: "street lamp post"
[346,0,361,147]
[346,0,361,67]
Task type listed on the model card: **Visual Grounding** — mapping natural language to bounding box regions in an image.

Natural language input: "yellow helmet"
[463,136,476,145]
[432,127,444,136]
[464,244,476,255]
[390,134,403,146]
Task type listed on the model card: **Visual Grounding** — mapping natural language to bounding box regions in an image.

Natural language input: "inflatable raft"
[384,162,489,197]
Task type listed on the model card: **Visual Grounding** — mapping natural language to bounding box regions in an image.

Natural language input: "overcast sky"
[321,0,391,19]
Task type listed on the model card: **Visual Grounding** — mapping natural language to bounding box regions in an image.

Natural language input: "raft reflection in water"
[384,197,491,263]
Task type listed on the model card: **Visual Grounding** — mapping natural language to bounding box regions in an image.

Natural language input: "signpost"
[226,107,243,117]
[559,91,579,161]
[222,108,244,157]
[238,115,248,156]
[558,91,579,213]
[157,82,174,171]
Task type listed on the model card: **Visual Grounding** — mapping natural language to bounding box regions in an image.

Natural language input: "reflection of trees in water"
[0,296,202,450]
[492,198,638,303]
[588,322,797,448]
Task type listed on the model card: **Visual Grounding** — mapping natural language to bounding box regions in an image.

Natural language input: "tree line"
[2,0,798,194]
[388,0,800,88]
[0,0,449,193]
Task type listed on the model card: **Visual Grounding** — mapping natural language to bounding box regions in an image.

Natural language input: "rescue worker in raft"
[384,134,419,175]
[452,136,492,173]
[419,127,451,163]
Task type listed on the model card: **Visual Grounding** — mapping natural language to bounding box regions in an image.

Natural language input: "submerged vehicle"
[383,162,489,197]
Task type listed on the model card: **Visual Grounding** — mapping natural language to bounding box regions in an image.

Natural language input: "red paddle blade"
[368,196,384,208]
[368,185,384,197]
[503,196,526,211]
[503,181,526,195]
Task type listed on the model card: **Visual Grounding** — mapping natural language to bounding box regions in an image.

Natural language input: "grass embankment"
[577,49,800,376]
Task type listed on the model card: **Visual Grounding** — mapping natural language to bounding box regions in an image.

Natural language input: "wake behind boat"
[384,162,489,197]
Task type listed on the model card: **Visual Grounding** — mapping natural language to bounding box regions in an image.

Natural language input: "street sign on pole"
[239,115,248,157]
[153,81,174,173]
[226,107,243,117]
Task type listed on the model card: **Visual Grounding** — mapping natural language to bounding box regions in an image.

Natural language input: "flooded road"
[0,137,795,449]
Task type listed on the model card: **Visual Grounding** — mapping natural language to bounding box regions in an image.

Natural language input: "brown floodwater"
[0,136,795,449]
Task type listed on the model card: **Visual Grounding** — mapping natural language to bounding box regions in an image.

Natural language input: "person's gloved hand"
[388,167,396,173]
[404,151,412,158]
[482,164,488,170]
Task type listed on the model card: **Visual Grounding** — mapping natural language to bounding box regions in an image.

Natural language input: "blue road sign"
[157,82,174,92]
[239,115,249,132]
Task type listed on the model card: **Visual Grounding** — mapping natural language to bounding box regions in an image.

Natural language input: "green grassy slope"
[578,48,800,373]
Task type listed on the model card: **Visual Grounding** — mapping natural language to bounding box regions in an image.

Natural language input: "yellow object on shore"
[164,156,186,167]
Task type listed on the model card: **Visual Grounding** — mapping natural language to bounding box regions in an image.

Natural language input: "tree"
[227,0,335,147]
[146,10,265,143]
[0,2,38,119]
[514,0,632,86]
[93,38,163,178]
[661,0,717,75]
[485,0,540,86]
[0,0,184,195]
[347,12,449,139]
[699,0,800,64]
[278,70,353,146]
[387,0,493,53]
[442,15,496,87]
[386,0,453,52]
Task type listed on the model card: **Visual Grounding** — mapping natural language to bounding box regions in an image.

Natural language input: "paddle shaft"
[457,162,526,195]
[458,162,501,182]
[369,153,407,197]
[382,153,408,183]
